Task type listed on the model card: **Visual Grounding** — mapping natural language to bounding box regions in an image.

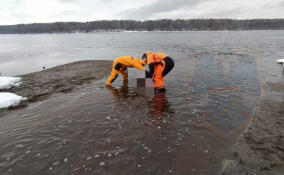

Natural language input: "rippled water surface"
[1,31,284,175]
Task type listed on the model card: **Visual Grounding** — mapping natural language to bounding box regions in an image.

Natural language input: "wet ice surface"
[1,31,284,175]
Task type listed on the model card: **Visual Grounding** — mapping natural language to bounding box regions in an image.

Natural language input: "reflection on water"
[148,93,173,118]
[146,93,174,128]
[106,81,138,99]
[106,82,174,127]
[189,52,261,139]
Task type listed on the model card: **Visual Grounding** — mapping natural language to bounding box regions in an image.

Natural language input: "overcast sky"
[0,0,283,25]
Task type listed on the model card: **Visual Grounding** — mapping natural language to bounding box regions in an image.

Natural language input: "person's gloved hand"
[145,70,151,78]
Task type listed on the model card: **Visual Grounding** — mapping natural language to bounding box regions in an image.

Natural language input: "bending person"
[106,56,146,86]
[142,52,175,93]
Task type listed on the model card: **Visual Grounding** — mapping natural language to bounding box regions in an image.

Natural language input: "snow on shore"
[0,77,25,108]
[277,59,284,66]
[0,77,22,90]
[0,92,26,109]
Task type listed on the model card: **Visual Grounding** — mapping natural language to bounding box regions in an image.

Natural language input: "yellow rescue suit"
[106,56,146,85]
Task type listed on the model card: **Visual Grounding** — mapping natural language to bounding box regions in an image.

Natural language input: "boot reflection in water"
[151,93,170,116]
[106,82,174,127]
[106,80,138,100]
[145,93,173,127]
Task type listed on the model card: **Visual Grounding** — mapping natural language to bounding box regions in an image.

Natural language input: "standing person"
[142,52,175,93]
[105,56,146,86]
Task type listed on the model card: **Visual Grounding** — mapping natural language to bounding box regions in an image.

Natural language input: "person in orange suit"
[142,52,175,93]
[106,56,146,85]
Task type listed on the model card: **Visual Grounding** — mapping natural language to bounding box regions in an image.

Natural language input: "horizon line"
[1,18,284,26]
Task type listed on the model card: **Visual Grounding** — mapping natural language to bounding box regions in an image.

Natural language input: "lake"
[0,31,284,175]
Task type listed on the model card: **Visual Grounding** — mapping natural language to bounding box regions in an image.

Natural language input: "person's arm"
[132,58,146,70]
[134,63,146,70]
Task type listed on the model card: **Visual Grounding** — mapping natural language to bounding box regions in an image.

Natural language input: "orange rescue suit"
[106,56,145,85]
[145,52,168,89]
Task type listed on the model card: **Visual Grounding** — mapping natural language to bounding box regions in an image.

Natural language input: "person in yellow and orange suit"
[142,52,175,93]
[105,56,146,86]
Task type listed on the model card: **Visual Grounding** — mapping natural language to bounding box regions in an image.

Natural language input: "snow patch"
[0,92,26,109]
[0,77,22,90]
[277,59,284,66]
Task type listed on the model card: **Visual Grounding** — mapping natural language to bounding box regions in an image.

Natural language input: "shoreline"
[223,73,284,174]
[1,30,284,35]
[0,60,112,116]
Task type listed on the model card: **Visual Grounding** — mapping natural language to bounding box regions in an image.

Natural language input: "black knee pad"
[114,63,122,71]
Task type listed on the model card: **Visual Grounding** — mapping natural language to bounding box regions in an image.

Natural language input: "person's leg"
[105,63,121,85]
[106,69,119,85]
[153,64,165,90]
[162,57,175,77]
[120,66,128,81]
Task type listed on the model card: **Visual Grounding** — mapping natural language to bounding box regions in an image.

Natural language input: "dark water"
[1,31,284,175]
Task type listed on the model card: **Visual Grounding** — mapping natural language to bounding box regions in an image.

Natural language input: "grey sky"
[119,0,210,19]
[0,0,283,25]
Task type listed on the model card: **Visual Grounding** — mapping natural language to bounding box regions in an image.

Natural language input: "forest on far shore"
[0,19,284,34]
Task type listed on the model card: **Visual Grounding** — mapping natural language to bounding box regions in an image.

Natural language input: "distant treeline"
[0,19,284,34]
